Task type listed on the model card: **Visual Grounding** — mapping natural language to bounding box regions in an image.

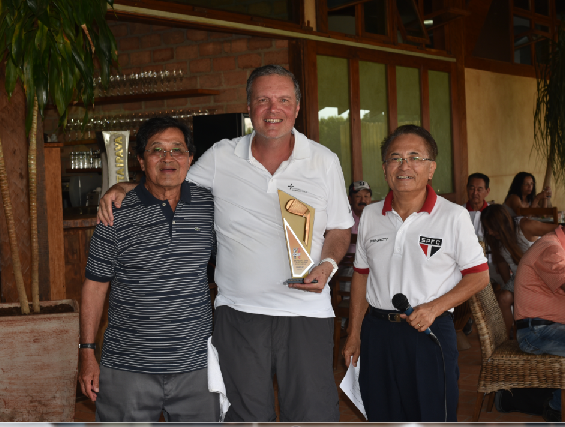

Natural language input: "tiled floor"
[74,324,546,422]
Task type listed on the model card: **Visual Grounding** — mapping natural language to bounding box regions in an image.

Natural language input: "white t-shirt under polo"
[464,200,489,240]
[354,185,488,311]
[187,129,354,317]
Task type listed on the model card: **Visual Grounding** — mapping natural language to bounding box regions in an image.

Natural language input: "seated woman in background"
[503,172,551,217]
[481,204,559,337]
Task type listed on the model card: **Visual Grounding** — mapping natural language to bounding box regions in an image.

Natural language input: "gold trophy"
[278,190,316,284]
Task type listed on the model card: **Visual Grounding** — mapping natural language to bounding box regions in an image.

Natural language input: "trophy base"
[286,278,318,284]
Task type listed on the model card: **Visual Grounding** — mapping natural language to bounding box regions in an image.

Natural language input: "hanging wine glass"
[164,70,170,91]
[178,69,183,90]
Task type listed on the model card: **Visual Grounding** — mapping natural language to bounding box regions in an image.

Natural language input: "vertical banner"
[102,131,130,187]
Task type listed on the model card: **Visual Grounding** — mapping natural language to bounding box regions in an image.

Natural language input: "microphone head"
[392,293,409,312]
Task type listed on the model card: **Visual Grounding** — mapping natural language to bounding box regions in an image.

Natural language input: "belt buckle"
[388,313,401,322]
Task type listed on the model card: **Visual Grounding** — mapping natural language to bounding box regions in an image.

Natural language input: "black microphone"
[392,293,431,335]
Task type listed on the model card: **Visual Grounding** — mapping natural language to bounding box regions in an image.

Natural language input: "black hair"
[136,116,195,158]
[467,173,490,189]
[246,65,301,105]
[506,172,536,205]
[380,124,438,161]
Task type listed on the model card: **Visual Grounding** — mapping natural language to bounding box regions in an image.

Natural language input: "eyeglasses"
[145,147,190,158]
[383,156,433,166]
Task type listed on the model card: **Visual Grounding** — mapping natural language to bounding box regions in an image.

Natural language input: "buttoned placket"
[388,209,421,294]
[249,153,294,194]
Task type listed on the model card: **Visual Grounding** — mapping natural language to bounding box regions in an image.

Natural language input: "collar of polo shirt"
[234,128,310,161]
[381,184,438,216]
[135,175,192,206]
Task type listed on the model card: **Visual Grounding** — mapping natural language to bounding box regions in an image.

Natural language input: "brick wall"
[44,22,289,135]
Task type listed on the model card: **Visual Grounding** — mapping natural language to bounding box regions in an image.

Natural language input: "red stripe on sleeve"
[461,263,489,276]
[354,267,370,274]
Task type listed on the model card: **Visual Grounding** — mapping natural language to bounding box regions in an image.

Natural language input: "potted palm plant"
[534,25,565,193]
[0,0,117,421]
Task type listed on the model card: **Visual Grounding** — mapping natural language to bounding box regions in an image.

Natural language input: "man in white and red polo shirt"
[343,125,489,422]
[465,172,490,240]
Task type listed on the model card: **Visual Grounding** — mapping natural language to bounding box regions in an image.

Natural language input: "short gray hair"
[246,65,302,105]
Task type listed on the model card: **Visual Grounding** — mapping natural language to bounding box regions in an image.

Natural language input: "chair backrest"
[516,206,558,224]
[468,283,509,360]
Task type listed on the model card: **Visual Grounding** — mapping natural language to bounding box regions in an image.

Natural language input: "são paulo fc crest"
[419,236,442,258]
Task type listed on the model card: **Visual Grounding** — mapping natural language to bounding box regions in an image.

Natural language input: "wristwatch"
[318,258,338,281]
[78,343,96,350]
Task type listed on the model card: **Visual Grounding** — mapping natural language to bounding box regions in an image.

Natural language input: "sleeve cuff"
[354,267,370,274]
[461,263,489,276]
[85,271,114,282]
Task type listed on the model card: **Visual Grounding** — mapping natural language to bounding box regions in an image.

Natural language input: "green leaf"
[34,55,48,115]
[5,56,18,98]
[49,54,65,115]
[11,20,23,65]
[25,0,38,14]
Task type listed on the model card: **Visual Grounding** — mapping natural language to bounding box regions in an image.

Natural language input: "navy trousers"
[359,311,459,422]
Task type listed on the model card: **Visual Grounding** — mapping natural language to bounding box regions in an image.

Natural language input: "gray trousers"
[212,306,340,422]
[95,366,219,422]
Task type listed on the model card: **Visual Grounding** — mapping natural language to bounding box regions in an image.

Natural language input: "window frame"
[308,40,460,201]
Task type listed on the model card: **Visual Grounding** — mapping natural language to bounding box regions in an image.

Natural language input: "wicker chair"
[469,282,565,421]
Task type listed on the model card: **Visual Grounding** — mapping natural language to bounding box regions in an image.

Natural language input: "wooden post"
[44,143,66,301]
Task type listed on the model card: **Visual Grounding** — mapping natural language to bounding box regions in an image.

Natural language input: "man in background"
[465,173,491,240]
[514,226,565,422]
[348,181,372,253]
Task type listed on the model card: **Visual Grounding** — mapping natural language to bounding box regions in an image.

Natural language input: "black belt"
[516,318,555,330]
[369,306,452,322]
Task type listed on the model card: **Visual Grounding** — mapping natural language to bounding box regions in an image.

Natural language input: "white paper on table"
[339,356,367,419]
[207,337,230,422]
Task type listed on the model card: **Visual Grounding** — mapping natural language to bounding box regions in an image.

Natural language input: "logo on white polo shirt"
[369,237,388,243]
[287,184,307,193]
[419,236,442,258]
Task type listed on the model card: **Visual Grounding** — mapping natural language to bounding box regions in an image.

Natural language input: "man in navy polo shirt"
[78,117,219,421]
[343,125,489,421]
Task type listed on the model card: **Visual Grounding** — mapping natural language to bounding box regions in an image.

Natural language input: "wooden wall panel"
[45,144,66,301]
[349,58,363,182]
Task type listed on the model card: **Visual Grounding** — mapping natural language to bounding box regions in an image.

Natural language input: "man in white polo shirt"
[97,65,353,422]
[343,125,489,422]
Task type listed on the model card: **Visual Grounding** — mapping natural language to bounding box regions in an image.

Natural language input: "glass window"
[534,0,549,16]
[328,5,356,35]
[535,38,550,64]
[514,15,531,45]
[317,56,352,187]
[396,0,427,39]
[157,0,298,22]
[364,0,387,36]
[535,23,549,32]
[359,61,388,200]
[514,0,530,11]
[396,66,421,127]
[428,70,453,194]
[515,44,532,64]
[557,1,565,20]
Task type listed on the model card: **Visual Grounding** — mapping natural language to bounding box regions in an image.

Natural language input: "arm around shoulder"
[97,182,137,226]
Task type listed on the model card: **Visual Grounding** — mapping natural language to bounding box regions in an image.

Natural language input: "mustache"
[358,202,367,207]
